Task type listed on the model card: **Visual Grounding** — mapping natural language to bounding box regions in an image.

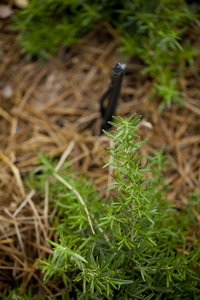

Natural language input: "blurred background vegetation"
[12,0,200,109]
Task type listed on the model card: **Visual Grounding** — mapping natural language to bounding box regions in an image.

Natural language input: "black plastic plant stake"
[100,62,127,133]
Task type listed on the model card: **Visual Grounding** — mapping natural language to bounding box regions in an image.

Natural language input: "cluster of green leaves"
[118,1,200,109]
[22,114,199,299]
[12,0,200,108]
[0,286,46,300]
[11,0,102,60]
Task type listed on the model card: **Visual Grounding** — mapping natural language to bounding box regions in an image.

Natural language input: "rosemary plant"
[35,114,200,299]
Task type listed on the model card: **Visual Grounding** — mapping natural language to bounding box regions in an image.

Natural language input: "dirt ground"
[0,15,200,297]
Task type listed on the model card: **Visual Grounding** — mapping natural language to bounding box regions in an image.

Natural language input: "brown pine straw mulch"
[0,17,200,297]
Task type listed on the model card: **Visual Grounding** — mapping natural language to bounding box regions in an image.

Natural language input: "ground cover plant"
[12,0,200,108]
[15,114,199,299]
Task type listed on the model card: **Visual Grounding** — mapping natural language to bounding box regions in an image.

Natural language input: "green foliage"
[12,0,200,108]
[28,114,199,299]
[11,0,102,60]
[0,286,46,300]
